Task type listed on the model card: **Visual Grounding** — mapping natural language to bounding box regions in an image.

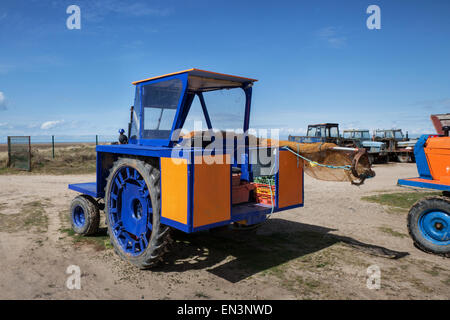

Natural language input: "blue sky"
[0,0,450,142]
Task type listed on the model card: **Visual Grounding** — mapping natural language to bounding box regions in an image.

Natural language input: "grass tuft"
[60,227,112,251]
[361,191,441,213]
[378,226,408,238]
[0,200,48,233]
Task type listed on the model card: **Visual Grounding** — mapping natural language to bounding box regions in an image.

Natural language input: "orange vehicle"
[398,115,450,256]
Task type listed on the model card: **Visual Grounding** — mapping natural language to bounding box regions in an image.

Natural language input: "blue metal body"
[68,70,304,234]
[69,145,303,233]
[397,135,433,187]
[361,140,386,154]
[414,134,433,180]
[397,178,450,191]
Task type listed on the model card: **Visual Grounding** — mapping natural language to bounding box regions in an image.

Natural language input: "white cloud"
[316,27,347,48]
[0,91,6,110]
[41,120,65,130]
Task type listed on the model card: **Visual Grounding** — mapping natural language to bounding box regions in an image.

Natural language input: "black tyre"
[69,195,100,235]
[105,157,171,269]
[397,153,411,163]
[407,196,450,256]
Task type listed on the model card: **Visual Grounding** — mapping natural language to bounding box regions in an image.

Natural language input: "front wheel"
[105,158,171,269]
[69,195,100,235]
[407,196,450,256]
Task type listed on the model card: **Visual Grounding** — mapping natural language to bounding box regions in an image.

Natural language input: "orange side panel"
[193,155,231,228]
[426,136,450,149]
[425,152,450,183]
[425,137,450,183]
[278,151,303,208]
[160,158,188,224]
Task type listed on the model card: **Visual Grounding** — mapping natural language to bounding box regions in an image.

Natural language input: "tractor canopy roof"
[132,68,257,92]
[308,123,339,127]
[375,129,403,132]
[343,129,370,132]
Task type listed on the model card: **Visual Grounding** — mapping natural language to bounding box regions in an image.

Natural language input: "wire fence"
[1,135,118,171]
[42,135,116,156]
[7,136,31,171]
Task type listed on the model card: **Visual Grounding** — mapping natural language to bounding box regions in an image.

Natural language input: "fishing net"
[259,139,374,184]
[179,131,375,185]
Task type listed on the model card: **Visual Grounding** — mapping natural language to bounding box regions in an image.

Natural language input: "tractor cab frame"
[127,69,254,147]
[288,123,340,144]
[341,129,388,163]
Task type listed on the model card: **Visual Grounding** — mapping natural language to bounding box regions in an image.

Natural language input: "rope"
[281,147,352,170]
[267,147,350,217]
[244,147,359,229]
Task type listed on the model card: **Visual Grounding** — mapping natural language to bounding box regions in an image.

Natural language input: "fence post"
[7,136,11,167]
[52,135,55,159]
[28,136,31,171]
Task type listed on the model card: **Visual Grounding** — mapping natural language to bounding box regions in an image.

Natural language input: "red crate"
[232,183,256,205]
[232,173,241,187]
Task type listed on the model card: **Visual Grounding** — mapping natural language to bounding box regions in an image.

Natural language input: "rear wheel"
[105,157,171,269]
[69,195,100,235]
[407,196,450,256]
[397,152,411,163]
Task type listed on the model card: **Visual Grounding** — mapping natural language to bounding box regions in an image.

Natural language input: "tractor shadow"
[156,218,409,283]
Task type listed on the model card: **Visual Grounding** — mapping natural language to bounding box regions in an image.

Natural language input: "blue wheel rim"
[419,210,450,246]
[108,166,153,256]
[73,205,86,228]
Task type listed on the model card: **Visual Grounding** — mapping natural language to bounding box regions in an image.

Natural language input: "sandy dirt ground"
[0,163,449,300]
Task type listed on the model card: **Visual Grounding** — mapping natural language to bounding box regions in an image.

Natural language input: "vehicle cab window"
[329,127,339,137]
[394,131,403,140]
[141,78,184,140]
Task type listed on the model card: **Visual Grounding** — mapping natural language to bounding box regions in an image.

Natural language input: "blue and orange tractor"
[398,114,450,256]
[68,69,374,268]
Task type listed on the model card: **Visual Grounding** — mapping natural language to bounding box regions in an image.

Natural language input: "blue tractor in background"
[288,123,340,144]
[341,129,388,164]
